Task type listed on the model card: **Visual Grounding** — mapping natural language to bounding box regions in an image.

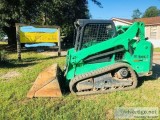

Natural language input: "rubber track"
[69,62,138,96]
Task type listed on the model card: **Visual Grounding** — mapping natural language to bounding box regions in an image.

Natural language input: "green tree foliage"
[0,0,46,45]
[143,6,160,18]
[132,9,142,19]
[91,0,102,8]
[0,0,101,47]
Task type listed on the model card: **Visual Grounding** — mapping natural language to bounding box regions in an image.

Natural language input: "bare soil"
[1,71,21,80]
[40,51,67,57]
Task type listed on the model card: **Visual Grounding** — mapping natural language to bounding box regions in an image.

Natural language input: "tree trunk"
[2,26,17,46]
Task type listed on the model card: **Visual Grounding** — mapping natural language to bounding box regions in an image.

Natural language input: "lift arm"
[70,22,145,65]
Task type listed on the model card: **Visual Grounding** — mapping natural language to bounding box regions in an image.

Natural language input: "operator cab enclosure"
[74,19,117,51]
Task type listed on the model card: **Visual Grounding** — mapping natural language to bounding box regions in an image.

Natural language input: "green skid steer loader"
[27,19,153,98]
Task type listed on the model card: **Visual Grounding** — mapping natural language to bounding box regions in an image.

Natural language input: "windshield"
[81,23,114,49]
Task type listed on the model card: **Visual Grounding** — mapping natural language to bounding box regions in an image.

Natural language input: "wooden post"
[15,23,21,61]
[58,27,61,56]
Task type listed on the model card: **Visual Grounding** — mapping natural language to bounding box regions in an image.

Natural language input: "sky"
[88,0,160,19]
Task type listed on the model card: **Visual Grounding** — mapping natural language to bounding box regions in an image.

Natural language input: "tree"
[39,0,90,46]
[0,0,102,46]
[0,0,44,45]
[132,9,142,19]
[91,0,102,8]
[143,6,160,18]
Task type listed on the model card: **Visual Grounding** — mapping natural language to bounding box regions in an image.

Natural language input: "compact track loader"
[27,19,153,98]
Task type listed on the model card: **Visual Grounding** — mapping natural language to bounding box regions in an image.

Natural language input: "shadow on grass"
[0,54,63,68]
[0,44,17,51]
[22,56,57,63]
[138,63,160,87]
[0,61,36,68]
[0,44,8,50]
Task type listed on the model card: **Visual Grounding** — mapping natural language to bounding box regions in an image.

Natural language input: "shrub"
[0,50,7,62]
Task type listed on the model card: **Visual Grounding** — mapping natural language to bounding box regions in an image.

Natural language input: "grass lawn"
[0,41,7,44]
[0,47,160,119]
[154,47,160,52]
[0,41,7,50]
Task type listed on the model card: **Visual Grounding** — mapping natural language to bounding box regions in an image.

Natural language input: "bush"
[0,50,7,62]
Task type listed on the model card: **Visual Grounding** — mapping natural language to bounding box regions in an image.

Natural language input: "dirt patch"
[0,71,21,80]
[40,51,67,57]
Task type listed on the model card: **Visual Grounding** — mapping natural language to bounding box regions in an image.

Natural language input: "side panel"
[128,40,153,76]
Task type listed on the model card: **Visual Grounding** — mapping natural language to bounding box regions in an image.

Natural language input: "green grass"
[0,41,7,45]
[0,41,7,51]
[154,47,160,52]
[0,51,160,120]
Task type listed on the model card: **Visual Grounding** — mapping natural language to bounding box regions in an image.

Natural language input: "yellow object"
[20,31,59,43]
